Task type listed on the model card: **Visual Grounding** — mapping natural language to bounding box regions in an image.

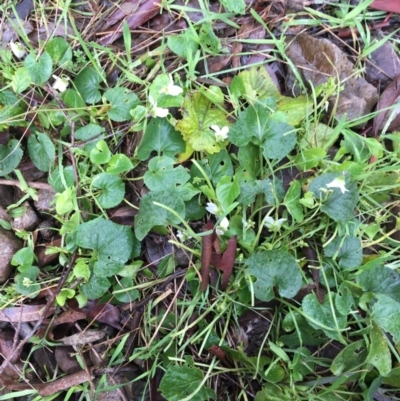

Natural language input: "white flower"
[216,217,229,235]
[206,202,219,215]
[160,74,183,96]
[10,42,26,59]
[264,216,286,232]
[52,75,70,92]
[149,96,169,118]
[326,176,348,194]
[176,230,191,242]
[211,125,229,142]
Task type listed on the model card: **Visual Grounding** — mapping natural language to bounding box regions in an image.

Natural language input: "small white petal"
[160,74,183,96]
[264,216,286,232]
[211,125,229,142]
[326,176,348,194]
[149,96,169,117]
[219,217,229,231]
[10,42,26,59]
[206,202,218,215]
[52,75,70,92]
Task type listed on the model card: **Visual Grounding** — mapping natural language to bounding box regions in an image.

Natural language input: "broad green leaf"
[366,322,391,377]
[300,122,338,150]
[335,282,355,316]
[357,265,400,303]
[167,31,199,59]
[56,187,76,215]
[11,247,35,269]
[209,149,233,184]
[277,95,311,126]
[144,156,190,191]
[176,92,230,154]
[199,23,221,55]
[302,293,347,341]
[106,154,134,175]
[92,173,125,209]
[27,133,55,172]
[284,180,304,223]
[216,175,240,211]
[45,37,72,67]
[229,100,296,160]
[48,166,75,192]
[324,236,362,269]
[219,0,245,13]
[372,294,400,343]
[383,367,400,387]
[81,274,110,299]
[74,67,103,104]
[239,179,283,206]
[159,365,216,401]
[76,217,136,277]
[237,143,260,182]
[103,87,140,122]
[74,123,105,152]
[135,190,186,241]
[309,173,359,223]
[56,288,75,307]
[15,266,40,297]
[0,139,23,176]
[24,51,52,85]
[149,74,184,108]
[62,89,87,114]
[90,140,111,165]
[330,340,367,375]
[295,148,326,171]
[230,66,280,103]
[73,259,90,281]
[136,117,185,161]
[113,277,139,303]
[255,384,297,401]
[11,67,31,94]
[245,250,302,302]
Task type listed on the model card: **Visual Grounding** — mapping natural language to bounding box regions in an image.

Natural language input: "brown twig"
[0,179,53,190]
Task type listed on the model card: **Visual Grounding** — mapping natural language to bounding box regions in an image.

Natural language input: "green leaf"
[357,265,400,303]
[300,122,338,150]
[284,180,304,223]
[15,266,40,297]
[149,74,184,108]
[74,67,103,104]
[216,175,240,211]
[11,67,31,94]
[176,92,230,154]
[308,173,359,223]
[277,95,311,126]
[237,143,260,182]
[90,140,111,165]
[229,100,296,160]
[62,89,87,114]
[113,277,139,303]
[302,293,347,341]
[137,117,185,161]
[56,288,75,307]
[135,190,186,241]
[144,156,190,191]
[24,51,53,85]
[73,260,90,281]
[198,24,221,55]
[11,247,35,269]
[76,217,136,277]
[56,187,76,215]
[245,250,302,302]
[230,66,280,103]
[81,274,110,300]
[295,148,326,171]
[335,282,355,316]
[75,123,105,142]
[330,340,367,375]
[219,0,245,13]
[103,87,140,122]
[92,173,125,209]
[372,294,400,344]
[366,321,391,377]
[48,166,75,192]
[106,154,134,175]
[45,37,72,67]
[239,179,282,206]
[0,139,23,176]
[27,133,55,172]
[324,236,362,269]
[167,31,199,59]
[159,365,216,401]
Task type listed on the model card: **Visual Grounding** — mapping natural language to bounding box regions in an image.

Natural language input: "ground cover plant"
[0,0,400,399]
